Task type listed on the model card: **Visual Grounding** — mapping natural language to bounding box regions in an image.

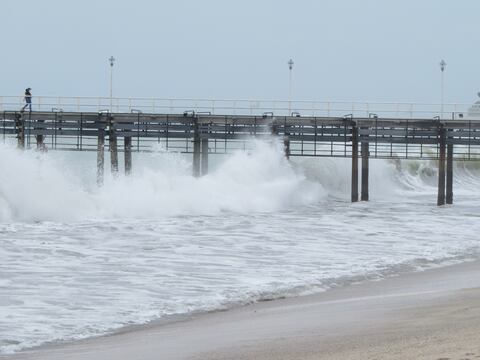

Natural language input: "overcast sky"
[1,0,478,104]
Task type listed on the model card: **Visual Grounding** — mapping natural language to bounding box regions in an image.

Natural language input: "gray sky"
[2,0,479,103]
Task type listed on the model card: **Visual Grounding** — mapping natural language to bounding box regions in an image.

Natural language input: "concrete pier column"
[192,117,201,177]
[351,124,359,202]
[201,138,209,176]
[446,141,453,204]
[437,126,446,206]
[97,128,105,187]
[109,116,119,176]
[361,140,369,201]
[124,136,132,175]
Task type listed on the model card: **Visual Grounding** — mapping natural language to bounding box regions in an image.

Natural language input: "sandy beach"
[6,260,480,360]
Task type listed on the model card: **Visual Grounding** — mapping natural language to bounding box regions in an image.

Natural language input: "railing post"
[437,125,446,206]
[351,122,359,202]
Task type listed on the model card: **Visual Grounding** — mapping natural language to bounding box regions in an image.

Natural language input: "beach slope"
[7,261,480,360]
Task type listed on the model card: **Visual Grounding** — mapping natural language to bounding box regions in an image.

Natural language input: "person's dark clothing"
[22,88,32,111]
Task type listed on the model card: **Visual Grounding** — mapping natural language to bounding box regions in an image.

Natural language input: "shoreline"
[5,259,480,359]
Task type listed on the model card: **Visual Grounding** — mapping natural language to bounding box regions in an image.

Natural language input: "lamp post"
[109,56,115,112]
[288,59,294,115]
[440,59,446,119]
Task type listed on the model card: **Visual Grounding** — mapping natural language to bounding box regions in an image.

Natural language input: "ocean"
[1,139,480,354]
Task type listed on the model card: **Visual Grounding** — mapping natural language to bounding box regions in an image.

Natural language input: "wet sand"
[6,260,480,360]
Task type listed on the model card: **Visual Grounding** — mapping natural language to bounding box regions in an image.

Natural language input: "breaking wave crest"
[0,141,325,222]
[1,139,480,223]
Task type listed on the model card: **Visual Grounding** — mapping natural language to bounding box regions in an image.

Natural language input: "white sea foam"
[1,140,480,354]
[0,141,324,222]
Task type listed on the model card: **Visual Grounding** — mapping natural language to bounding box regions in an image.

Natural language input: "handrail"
[0,95,477,119]
[0,94,474,106]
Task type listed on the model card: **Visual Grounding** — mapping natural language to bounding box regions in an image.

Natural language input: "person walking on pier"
[21,88,32,112]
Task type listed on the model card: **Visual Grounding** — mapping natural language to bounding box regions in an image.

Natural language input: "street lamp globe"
[288,59,294,70]
[440,59,446,72]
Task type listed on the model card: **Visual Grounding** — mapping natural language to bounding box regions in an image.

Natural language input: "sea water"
[1,140,480,354]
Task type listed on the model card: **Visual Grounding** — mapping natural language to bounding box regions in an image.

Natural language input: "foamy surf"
[0,141,324,222]
[1,140,480,354]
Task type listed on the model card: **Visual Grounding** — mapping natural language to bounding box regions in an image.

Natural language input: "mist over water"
[1,140,480,354]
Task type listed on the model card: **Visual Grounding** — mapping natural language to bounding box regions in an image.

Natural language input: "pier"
[3,106,480,206]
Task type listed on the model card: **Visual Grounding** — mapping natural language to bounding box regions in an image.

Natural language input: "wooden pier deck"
[3,110,480,205]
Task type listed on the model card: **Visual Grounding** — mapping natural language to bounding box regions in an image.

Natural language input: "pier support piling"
[35,118,45,151]
[36,135,44,150]
[283,118,290,159]
[109,117,119,176]
[270,120,278,136]
[97,128,105,187]
[446,141,453,204]
[0,111,468,205]
[36,129,45,151]
[284,134,290,159]
[15,113,25,149]
[361,140,369,201]
[201,138,209,176]
[124,136,132,175]
[437,126,446,206]
[351,124,359,202]
[193,117,201,177]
